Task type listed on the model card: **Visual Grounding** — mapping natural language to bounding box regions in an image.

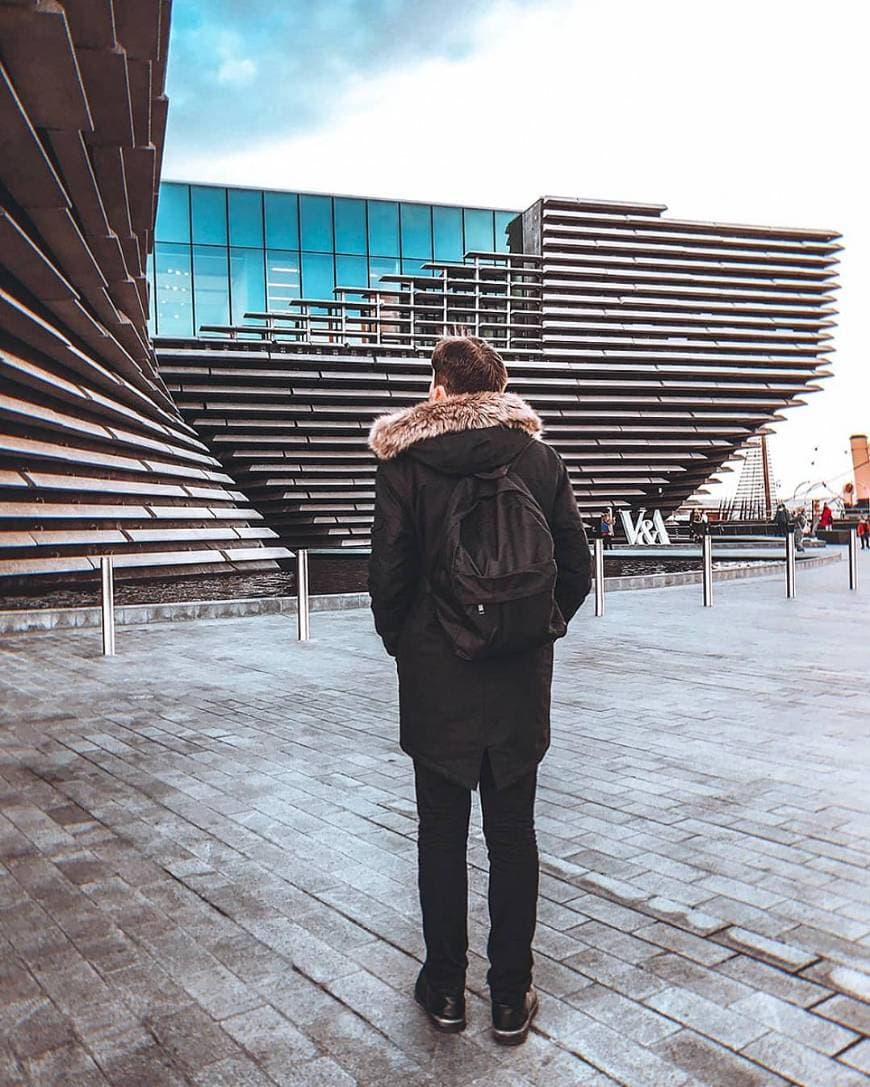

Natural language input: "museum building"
[0,0,841,582]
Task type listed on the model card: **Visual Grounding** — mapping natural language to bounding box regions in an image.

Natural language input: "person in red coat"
[818,504,834,530]
[858,515,870,550]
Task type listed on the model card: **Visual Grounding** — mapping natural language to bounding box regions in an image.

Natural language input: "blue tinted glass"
[193,245,229,334]
[401,258,430,277]
[400,204,432,259]
[301,251,335,299]
[335,254,368,288]
[334,198,367,255]
[190,186,226,244]
[367,201,399,256]
[154,242,192,335]
[155,183,190,243]
[494,211,516,253]
[266,250,301,310]
[230,247,265,322]
[300,195,333,252]
[369,256,400,287]
[228,189,263,247]
[265,192,298,249]
[464,209,494,253]
[433,206,463,261]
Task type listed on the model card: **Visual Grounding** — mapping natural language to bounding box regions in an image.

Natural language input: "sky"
[163,0,867,503]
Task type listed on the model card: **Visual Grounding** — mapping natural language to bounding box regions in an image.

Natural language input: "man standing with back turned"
[368,336,591,1045]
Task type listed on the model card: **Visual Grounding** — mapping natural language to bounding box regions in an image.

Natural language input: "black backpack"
[425,443,566,660]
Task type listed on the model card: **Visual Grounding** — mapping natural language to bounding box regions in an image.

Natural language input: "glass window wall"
[334,198,367,255]
[463,208,494,253]
[367,200,399,256]
[335,254,368,290]
[265,191,299,250]
[193,246,230,333]
[301,251,335,299]
[154,242,193,336]
[229,189,263,247]
[266,250,301,310]
[369,256,400,288]
[300,194,333,252]
[400,203,432,260]
[191,186,226,245]
[230,248,266,323]
[494,211,516,252]
[155,183,190,243]
[433,206,463,262]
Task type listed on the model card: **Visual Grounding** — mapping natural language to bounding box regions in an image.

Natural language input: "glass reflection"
[300,195,334,253]
[229,189,263,247]
[334,198,367,255]
[193,246,229,334]
[191,186,226,245]
[155,242,193,336]
[367,200,399,256]
[265,191,299,250]
[156,183,190,243]
[230,248,265,323]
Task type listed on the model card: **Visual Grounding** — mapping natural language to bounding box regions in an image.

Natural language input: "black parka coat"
[367,392,592,790]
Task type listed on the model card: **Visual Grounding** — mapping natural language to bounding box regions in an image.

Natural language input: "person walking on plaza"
[368,335,591,1046]
[599,509,615,549]
[858,515,870,550]
[818,503,834,531]
[794,507,807,552]
[774,502,790,538]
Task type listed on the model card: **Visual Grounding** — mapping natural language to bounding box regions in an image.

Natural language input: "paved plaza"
[1,561,869,1086]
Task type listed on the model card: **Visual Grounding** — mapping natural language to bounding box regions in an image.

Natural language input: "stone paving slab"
[0,561,868,1086]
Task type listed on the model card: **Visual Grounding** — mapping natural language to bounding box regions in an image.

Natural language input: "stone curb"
[0,553,842,635]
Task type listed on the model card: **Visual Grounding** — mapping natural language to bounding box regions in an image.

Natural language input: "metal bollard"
[785,531,796,598]
[593,537,605,617]
[701,533,713,607]
[100,556,115,656]
[849,529,858,591]
[296,548,310,640]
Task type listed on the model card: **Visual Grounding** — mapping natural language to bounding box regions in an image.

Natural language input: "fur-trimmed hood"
[368,392,542,462]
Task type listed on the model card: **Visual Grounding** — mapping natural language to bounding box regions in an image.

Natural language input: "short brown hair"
[431,335,508,395]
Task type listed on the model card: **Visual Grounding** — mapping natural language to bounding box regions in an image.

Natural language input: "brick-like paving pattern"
[1,560,868,1086]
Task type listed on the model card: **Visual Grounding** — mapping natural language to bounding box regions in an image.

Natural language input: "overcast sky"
[164,0,867,502]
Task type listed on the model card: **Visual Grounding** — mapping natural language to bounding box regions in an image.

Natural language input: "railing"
[198,252,544,353]
[93,531,858,651]
[290,532,856,639]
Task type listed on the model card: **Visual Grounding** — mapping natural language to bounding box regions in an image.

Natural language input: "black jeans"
[413,753,538,1006]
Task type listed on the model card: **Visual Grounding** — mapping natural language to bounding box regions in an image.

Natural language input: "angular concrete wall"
[0,0,290,582]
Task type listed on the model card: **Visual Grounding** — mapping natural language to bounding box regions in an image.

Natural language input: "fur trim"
[368,391,542,461]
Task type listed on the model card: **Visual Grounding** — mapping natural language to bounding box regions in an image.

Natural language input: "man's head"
[428,335,508,402]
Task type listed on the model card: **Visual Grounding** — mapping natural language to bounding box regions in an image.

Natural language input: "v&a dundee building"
[0,0,841,585]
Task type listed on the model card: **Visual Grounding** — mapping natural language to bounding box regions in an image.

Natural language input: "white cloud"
[216,56,257,85]
[165,0,868,498]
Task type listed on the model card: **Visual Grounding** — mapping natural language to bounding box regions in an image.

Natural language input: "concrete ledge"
[0,553,842,635]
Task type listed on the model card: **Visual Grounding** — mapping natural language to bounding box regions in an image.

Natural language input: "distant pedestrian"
[773,503,790,538]
[794,508,807,553]
[818,503,834,531]
[858,516,870,550]
[689,510,702,542]
[599,510,615,550]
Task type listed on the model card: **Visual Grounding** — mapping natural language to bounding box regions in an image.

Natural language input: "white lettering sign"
[619,508,671,546]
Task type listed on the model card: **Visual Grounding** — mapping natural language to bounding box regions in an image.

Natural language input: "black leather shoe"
[414,971,466,1033]
[492,988,538,1046]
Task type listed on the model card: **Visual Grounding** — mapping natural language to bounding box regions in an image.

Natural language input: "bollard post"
[100,556,115,656]
[297,548,310,640]
[593,537,605,617]
[848,529,858,591]
[702,533,713,607]
[785,531,796,598]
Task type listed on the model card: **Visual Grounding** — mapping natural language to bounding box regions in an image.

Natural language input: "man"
[367,335,591,1045]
